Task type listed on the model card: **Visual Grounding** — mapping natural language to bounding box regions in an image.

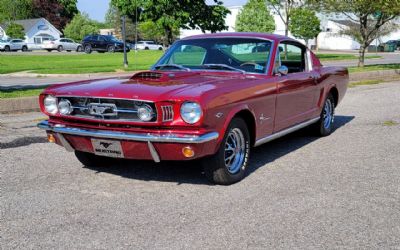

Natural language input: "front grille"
[59,97,157,122]
[161,105,174,122]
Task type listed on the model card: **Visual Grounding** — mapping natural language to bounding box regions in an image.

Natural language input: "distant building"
[0,18,62,49]
[180,5,400,50]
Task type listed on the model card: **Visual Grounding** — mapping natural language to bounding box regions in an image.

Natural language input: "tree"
[5,23,25,39]
[105,2,138,40]
[235,0,275,33]
[312,0,400,67]
[266,0,306,37]
[58,0,79,21]
[111,0,230,45]
[63,13,99,41]
[0,0,33,21]
[139,20,179,44]
[31,0,76,30]
[289,8,321,47]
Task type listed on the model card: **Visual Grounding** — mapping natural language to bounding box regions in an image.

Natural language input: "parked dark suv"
[82,35,129,54]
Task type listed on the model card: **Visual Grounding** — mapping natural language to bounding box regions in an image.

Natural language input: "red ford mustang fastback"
[38,33,348,185]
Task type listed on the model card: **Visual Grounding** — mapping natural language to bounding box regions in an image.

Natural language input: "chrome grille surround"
[161,105,174,122]
[58,96,157,122]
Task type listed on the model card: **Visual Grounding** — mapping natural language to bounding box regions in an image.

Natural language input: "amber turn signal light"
[47,134,56,143]
[182,146,195,158]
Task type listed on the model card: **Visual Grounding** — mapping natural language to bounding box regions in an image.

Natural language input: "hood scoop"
[131,71,163,80]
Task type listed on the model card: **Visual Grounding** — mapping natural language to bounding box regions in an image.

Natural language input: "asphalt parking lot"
[1,81,400,249]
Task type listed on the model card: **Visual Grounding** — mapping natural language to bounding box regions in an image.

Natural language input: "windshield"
[154,38,272,74]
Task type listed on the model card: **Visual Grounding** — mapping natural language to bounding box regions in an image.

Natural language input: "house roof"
[0,18,61,34]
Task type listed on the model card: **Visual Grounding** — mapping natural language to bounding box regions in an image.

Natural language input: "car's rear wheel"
[202,117,250,185]
[314,93,335,136]
[75,151,112,168]
[4,46,10,52]
[57,45,63,52]
[84,45,92,54]
[145,47,149,50]
[22,46,28,52]
[46,49,52,52]
[158,47,162,50]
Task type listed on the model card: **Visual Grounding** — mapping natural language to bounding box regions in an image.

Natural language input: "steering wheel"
[240,62,259,67]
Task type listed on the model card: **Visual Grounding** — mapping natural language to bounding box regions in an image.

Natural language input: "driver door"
[273,42,318,132]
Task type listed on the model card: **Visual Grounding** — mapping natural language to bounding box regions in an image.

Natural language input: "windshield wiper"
[154,64,191,71]
[201,64,246,74]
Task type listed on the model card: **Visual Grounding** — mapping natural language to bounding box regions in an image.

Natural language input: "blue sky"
[77,0,248,22]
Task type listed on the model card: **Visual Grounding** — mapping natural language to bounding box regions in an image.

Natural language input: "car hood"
[46,70,249,101]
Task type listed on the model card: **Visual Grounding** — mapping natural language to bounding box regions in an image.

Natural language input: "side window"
[276,43,306,74]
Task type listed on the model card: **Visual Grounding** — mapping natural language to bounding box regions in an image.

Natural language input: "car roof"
[182,32,298,43]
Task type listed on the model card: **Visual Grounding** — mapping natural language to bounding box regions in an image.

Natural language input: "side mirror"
[278,65,289,75]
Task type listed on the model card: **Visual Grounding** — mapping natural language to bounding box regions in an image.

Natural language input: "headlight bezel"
[58,98,73,115]
[44,95,58,115]
[180,101,202,124]
[137,104,154,122]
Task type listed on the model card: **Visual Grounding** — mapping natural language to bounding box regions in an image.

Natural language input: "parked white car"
[0,39,28,52]
[135,41,163,50]
[42,38,83,52]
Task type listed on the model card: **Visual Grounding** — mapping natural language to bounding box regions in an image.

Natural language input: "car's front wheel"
[75,151,112,168]
[314,93,335,136]
[202,118,250,185]
[57,45,63,52]
[22,46,28,52]
[4,45,10,52]
[84,45,92,54]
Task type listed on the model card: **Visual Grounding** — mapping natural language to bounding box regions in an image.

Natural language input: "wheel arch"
[328,86,339,107]
[218,106,257,148]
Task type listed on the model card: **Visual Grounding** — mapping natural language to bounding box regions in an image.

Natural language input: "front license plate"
[91,139,124,158]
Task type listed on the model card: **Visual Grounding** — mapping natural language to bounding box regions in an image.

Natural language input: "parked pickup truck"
[38,33,348,185]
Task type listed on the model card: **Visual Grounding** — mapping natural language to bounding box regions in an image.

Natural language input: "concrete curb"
[349,69,400,82]
[0,97,39,113]
[0,71,135,78]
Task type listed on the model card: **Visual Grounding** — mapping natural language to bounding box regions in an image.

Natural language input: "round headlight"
[137,104,154,121]
[58,99,72,115]
[180,102,202,124]
[44,95,58,115]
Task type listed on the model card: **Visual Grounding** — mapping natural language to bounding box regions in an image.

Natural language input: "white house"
[0,18,62,49]
[180,4,400,50]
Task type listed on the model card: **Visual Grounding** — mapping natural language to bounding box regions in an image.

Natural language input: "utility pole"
[122,15,128,68]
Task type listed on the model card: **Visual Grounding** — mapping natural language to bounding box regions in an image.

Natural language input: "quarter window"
[275,43,306,74]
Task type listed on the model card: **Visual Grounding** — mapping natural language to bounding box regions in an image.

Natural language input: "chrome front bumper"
[37,120,219,144]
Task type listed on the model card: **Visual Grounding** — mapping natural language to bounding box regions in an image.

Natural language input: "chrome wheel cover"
[323,99,334,129]
[224,128,246,174]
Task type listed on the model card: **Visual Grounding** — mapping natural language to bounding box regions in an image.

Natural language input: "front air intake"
[132,72,163,80]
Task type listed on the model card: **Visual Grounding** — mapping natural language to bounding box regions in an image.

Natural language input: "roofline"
[181,32,298,43]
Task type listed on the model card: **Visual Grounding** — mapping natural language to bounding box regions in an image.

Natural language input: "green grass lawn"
[0,88,44,98]
[348,63,400,73]
[0,51,163,74]
[0,50,387,75]
[316,53,381,61]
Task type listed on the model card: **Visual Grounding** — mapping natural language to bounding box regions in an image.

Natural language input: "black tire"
[22,46,28,52]
[158,47,163,50]
[57,45,63,52]
[144,47,149,50]
[76,46,82,52]
[107,45,115,53]
[67,50,71,52]
[75,151,112,168]
[202,117,250,185]
[84,45,92,54]
[313,93,335,136]
[46,49,52,52]
[4,45,10,52]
